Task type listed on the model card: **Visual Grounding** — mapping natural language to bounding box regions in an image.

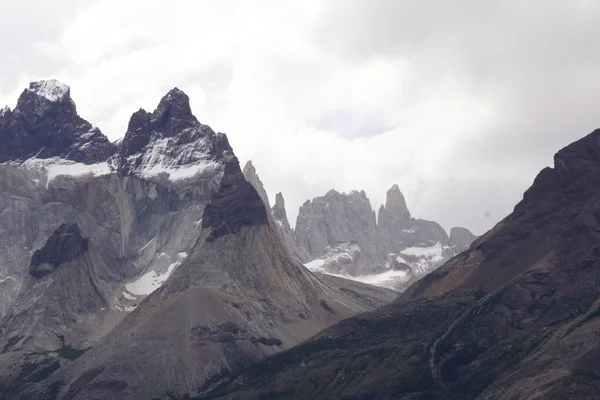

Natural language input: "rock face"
[0,80,396,400]
[0,82,229,320]
[29,223,89,279]
[295,190,383,275]
[297,185,476,285]
[19,148,396,400]
[449,226,478,253]
[0,80,116,164]
[203,128,600,400]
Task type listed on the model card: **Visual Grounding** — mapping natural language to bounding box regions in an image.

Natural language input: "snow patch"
[19,158,112,188]
[0,276,16,284]
[304,259,325,270]
[125,262,180,296]
[128,137,221,181]
[401,242,444,257]
[29,80,69,102]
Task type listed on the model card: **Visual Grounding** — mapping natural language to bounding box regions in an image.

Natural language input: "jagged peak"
[243,160,256,173]
[384,183,411,220]
[28,79,71,103]
[155,87,192,118]
[274,192,285,209]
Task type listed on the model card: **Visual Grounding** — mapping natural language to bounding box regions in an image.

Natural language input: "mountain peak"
[155,87,192,119]
[384,184,411,221]
[28,79,71,103]
[275,192,285,209]
[243,160,270,208]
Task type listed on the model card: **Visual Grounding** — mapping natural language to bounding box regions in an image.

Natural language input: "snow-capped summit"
[27,79,71,103]
[0,80,116,164]
[118,88,229,180]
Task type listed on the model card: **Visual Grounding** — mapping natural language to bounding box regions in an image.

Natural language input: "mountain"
[0,80,396,400]
[202,128,600,400]
[0,80,116,164]
[296,185,476,288]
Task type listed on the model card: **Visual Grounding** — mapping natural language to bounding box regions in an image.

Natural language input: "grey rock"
[242,161,270,208]
[26,155,396,400]
[449,226,478,253]
[295,189,381,269]
[0,82,397,400]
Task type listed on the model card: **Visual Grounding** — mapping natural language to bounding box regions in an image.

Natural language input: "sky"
[2,0,600,235]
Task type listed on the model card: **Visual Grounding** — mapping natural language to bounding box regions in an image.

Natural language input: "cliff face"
[295,184,476,284]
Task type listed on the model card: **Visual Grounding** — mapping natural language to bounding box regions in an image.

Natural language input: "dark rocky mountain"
[0,80,115,164]
[0,80,396,400]
[202,128,600,400]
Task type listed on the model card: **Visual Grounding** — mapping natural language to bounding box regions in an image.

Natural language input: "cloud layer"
[2,0,600,234]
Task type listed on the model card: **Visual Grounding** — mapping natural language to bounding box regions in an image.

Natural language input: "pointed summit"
[119,88,225,178]
[0,80,115,164]
[243,160,271,208]
[154,87,193,121]
[384,184,411,222]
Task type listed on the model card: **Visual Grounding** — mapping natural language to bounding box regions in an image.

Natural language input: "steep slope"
[22,153,395,400]
[0,224,123,398]
[204,128,600,400]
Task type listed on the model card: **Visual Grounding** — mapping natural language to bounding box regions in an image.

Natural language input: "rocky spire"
[383,184,411,224]
[272,192,290,230]
[243,160,271,208]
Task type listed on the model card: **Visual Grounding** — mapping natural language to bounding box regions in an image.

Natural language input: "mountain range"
[0,77,587,400]
[199,129,600,399]
[0,80,396,400]
[244,165,477,290]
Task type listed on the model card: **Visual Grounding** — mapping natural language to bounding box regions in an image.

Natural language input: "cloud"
[2,0,600,235]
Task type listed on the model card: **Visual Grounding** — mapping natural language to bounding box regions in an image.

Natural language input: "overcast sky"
[2,1,600,235]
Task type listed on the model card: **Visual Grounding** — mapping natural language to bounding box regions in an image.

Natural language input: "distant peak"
[28,79,71,102]
[384,184,411,221]
[156,87,192,117]
[243,160,256,174]
[275,192,285,208]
